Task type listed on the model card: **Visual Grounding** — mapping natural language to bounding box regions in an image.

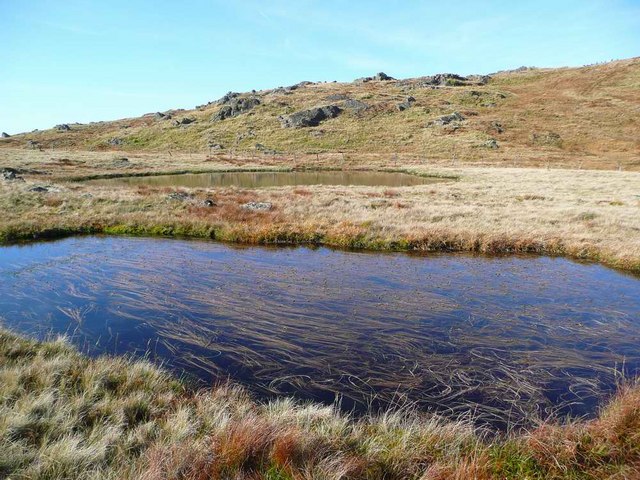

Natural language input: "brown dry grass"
[1,148,639,272]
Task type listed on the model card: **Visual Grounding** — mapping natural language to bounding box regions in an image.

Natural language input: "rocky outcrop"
[211,97,260,121]
[55,124,71,131]
[154,112,172,120]
[1,132,10,138]
[355,72,395,83]
[217,91,241,104]
[279,105,342,128]
[401,73,491,89]
[107,137,123,146]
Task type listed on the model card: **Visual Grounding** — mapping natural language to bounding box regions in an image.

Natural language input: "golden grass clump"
[0,328,639,479]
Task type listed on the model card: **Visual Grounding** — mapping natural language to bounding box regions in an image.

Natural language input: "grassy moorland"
[0,58,639,479]
[1,328,639,480]
[1,57,639,170]
[0,148,639,272]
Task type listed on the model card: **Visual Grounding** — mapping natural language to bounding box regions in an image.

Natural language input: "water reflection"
[88,171,447,188]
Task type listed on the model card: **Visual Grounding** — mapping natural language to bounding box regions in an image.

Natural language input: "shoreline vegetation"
[1,328,639,479]
[1,149,639,273]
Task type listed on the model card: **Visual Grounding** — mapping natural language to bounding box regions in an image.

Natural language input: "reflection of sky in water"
[1,236,639,427]
[87,171,447,188]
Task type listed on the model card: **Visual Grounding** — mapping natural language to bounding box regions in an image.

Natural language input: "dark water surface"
[87,170,447,188]
[1,237,639,426]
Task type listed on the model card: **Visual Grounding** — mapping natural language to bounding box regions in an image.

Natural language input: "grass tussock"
[0,328,639,479]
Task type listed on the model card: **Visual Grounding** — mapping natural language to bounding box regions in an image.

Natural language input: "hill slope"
[1,57,639,170]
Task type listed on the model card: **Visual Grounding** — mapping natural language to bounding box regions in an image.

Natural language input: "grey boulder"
[279,105,341,128]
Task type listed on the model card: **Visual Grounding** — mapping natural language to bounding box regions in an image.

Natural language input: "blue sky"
[1,0,639,134]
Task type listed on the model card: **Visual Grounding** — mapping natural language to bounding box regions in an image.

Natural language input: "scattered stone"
[167,192,192,201]
[201,199,215,207]
[55,124,71,131]
[530,131,563,147]
[343,98,369,112]
[483,139,499,149]
[154,112,172,120]
[255,143,280,155]
[209,143,224,150]
[310,129,325,137]
[28,185,58,193]
[284,81,313,91]
[490,121,504,134]
[279,105,342,128]
[26,140,40,149]
[431,112,465,126]
[1,168,24,182]
[173,117,195,126]
[241,201,272,211]
[396,96,416,111]
[325,93,349,102]
[2,132,11,138]
[107,137,123,146]
[211,97,260,121]
[111,157,130,167]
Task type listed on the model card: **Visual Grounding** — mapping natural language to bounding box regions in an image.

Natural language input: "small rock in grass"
[2,168,23,181]
[430,112,465,126]
[167,192,192,201]
[241,201,272,211]
[28,185,58,193]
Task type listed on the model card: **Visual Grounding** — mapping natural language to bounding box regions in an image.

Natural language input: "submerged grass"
[0,328,638,479]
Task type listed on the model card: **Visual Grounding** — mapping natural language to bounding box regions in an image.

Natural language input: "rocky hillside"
[1,57,639,169]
